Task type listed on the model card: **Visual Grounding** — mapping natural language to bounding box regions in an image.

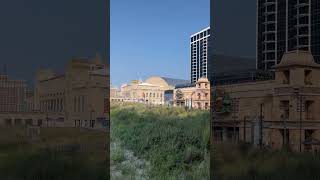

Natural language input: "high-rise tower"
[257,0,320,70]
[190,27,210,83]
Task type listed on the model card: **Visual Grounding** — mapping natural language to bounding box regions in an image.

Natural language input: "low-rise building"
[212,51,320,152]
[120,80,165,105]
[0,55,110,130]
[110,86,124,102]
[174,77,210,110]
[112,76,189,105]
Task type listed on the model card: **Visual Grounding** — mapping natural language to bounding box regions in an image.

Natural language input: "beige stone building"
[110,86,124,102]
[212,51,320,152]
[119,80,165,105]
[0,55,109,130]
[111,76,189,105]
[174,77,210,110]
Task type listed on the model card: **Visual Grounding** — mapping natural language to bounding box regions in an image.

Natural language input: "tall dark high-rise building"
[190,27,210,83]
[257,0,320,70]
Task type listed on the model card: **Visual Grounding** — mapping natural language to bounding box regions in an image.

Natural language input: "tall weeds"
[111,103,210,179]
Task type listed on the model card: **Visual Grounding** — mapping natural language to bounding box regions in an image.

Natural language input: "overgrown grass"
[111,103,210,180]
[212,143,320,180]
[0,127,109,180]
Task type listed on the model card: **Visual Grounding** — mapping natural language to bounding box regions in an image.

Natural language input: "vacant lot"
[0,127,109,180]
[212,143,320,180]
[111,103,210,180]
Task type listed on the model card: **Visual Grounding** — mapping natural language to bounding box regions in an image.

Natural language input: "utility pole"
[232,101,237,143]
[233,113,236,143]
[259,104,263,148]
[243,116,247,142]
[283,115,287,150]
[299,95,302,152]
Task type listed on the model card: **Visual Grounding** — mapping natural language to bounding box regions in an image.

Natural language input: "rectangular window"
[280,100,290,119]
[38,119,43,126]
[299,16,309,24]
[5,119,11,126]
[25,119,33,126]
[14,119,22,126]
[283,70,290,84]
[305,70,312,85]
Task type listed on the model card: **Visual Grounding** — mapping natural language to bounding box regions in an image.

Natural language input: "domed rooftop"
[196,77,209,83]
[275,50,320,68]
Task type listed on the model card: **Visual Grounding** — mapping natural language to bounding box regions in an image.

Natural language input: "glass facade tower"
[257,0,320,70]
[190,27,210,83]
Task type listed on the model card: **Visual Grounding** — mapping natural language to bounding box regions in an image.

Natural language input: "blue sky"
[111,0,209,87]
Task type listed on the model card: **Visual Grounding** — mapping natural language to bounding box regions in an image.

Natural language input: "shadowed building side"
[0,54,110,130]
[212,51,320,152]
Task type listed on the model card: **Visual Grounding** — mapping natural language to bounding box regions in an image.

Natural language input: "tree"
[175,89,185,106]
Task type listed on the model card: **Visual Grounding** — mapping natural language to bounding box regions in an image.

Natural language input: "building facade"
[0,55,110,130]
[191,27,210,83]
[212,51,320,152]
[174,77,210,110]
[110,86,124,102]
[0,75,26,112]
[111,76,189,105]
[34,56,109,129]
[257,0,320,71]
[120,80,165,105]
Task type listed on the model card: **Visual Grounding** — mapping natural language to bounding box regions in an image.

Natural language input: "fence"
[212,117,320,152]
